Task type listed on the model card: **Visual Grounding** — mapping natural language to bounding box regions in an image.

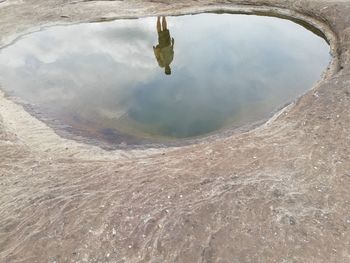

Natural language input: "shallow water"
[0,14,330,145]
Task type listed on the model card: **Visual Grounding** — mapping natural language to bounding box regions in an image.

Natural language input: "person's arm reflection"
[153,16,174,75]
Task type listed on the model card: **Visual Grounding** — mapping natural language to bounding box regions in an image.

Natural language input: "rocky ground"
[0,0,350,262]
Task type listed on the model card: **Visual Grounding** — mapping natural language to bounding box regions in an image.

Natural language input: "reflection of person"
[153,16,174,75]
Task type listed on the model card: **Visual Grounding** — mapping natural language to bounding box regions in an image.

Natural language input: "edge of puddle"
[0,4,341,159]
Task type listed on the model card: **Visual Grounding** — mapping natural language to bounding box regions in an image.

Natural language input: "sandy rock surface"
[0,0,350,262]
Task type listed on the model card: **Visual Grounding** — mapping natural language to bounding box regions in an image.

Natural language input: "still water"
[0,14,330,145]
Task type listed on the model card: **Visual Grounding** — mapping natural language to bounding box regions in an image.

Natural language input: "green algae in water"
[0,14,330,145]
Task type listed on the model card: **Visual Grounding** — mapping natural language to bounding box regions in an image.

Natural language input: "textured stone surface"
[0,1,350,262]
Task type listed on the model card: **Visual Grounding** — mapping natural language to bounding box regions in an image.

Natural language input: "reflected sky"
[0,14,330,144]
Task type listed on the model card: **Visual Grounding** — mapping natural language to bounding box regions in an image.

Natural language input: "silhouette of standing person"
[153,16,174,75]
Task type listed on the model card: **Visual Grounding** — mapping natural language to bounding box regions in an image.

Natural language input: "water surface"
[0,14,330,145]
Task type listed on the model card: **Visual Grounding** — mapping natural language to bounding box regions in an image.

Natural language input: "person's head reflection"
[153,16,175,75]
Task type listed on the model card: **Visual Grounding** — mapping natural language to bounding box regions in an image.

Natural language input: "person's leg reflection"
[157,16,161,33]
[162,16,167,31]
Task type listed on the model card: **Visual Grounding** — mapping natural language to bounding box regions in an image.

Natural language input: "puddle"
[0,14,330,146]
